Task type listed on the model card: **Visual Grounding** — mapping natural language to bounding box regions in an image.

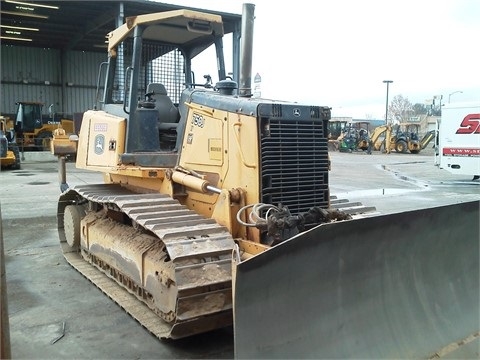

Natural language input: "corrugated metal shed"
[0,0,242,116]
[1,46,105,116]
[0,0,241,52]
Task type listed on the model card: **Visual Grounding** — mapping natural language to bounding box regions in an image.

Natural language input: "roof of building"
[0,0,242,52]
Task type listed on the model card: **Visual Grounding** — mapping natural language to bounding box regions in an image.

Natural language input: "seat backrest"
[146,83,180,124]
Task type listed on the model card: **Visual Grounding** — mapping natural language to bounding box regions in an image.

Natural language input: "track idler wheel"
[63,205,85,249]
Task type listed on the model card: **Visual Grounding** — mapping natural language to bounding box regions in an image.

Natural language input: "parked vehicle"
[435,102,480,180]
[0,116,20,170]
[13,101,74,151]
[51,4,479,358]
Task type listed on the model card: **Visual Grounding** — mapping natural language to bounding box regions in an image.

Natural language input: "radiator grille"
[260,114,330,215]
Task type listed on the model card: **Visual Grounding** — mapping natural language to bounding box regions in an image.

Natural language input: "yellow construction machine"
[337,122,372,153]
[53,4,479,358]
[13,101,74,151]
[0,116,20,170]
[407,123,437,151]
[327,118,351,151]
[393,122,422,153]
[371,123,436,154]
[370,124,393,152]
[370,123,417,153]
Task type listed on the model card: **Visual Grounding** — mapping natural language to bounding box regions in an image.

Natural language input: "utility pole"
[383,80,393,125]
[433,95,443,115]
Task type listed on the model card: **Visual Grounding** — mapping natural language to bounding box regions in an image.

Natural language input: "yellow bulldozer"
[53,4,478,358]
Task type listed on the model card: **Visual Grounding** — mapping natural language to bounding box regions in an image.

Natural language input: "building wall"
[1,45,106,118]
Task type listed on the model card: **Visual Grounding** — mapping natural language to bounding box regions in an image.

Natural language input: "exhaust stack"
[239,3,255,97]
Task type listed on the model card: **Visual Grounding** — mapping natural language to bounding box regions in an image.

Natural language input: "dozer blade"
[233,201,479,359]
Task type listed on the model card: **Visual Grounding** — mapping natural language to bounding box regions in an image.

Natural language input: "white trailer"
[435,102,480,179]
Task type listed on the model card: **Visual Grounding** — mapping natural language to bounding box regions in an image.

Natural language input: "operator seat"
[146,83,180,128]
[146,83,180,151]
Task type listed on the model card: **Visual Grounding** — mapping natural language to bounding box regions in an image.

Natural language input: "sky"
[155,0,479,119]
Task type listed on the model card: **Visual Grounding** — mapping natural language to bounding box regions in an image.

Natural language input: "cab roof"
[107,9,225,58]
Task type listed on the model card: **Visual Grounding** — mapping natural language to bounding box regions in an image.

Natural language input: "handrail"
[233,122,256,168]
[184,102,214,117]
[123,66,133,115]
[95,62,108,110]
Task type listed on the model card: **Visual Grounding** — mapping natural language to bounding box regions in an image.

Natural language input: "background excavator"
[370,122,434,154]
[394,122,437,154]
[52,3,479,358]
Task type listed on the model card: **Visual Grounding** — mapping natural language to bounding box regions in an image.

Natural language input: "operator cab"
[94,10,238,167]
[15,101,44,133]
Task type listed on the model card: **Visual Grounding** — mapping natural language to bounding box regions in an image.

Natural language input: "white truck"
[435,102,480,180]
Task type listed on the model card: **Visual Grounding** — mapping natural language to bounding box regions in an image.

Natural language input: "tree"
[412,103,428,115]
[388,95,413,124]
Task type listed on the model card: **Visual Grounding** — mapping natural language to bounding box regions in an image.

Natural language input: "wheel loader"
[54,4,479,358]
[14,101,74,151]
[0,116,20,170]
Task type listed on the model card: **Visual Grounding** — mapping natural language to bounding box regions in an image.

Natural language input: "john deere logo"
[94,134,105,155]
[293,108,301,117]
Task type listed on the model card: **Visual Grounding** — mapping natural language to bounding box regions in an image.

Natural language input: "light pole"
[448,91,463,103]
[383,80,393,125]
